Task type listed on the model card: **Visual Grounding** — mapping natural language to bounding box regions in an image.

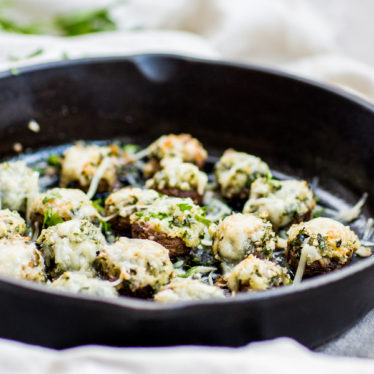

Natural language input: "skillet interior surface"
[0,55,373,349]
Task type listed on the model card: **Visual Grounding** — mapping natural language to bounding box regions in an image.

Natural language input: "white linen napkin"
[0,0,373,370]
[1,337,374,374]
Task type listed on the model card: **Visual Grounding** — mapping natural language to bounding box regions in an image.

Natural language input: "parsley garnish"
[195,215,212,226]
[101,221,111,233]
[92,198,105,214]
[177,203,192,212]
[27,48,44,58]
[149,212,169,220]
[123,144,140,153]
[55,8,116,36]
[47,155,60,166]
[9,67,19,76]
[42,208,64,228]
[178,266,199,278]
[313,208,326,218]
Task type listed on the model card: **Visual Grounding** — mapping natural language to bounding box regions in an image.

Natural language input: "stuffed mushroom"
[211,213,276,264]
[30,188,98,228]
[144,133,208,177]
[286,217,361,276]
[37,219,106,278]
[215,149,271,200]
[0,161,39,213]
[145,158,208,204]
[243,178,315,230]
[60,143,119,192]
[130,196,211,257]
[105,187,160,233]
[227,254,290,292]
[0,236,46,282]
[95,237,174,297]
[0,209,26,238]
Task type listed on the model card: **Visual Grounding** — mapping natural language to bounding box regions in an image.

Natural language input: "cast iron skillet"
[0,54,374,349]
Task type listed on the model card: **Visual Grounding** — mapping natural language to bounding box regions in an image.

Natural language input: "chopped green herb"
[8,48,44,62]
[123,144,140,153]
[9,67,19,76]
[42,191,62,204]
[100,220,111,234]
[149,212,169,220]
[313,208,326,218]
[177,266,199,278]
[92,198,105,214]
[55,8,117,37]
[317,233,327,252]
[8,55,20,62]
[61,51,70,60]
[177,203,192,212]
[32,166,46,174]
[42,208,64,228]
[27,48,44,59]
[47,155,60,166]
[0,16,44,35]
[195,215,212,226]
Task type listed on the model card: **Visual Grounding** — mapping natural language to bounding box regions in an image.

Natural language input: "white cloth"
[3,0,374,101]
[0,0,374,371]
[1,337,374,374]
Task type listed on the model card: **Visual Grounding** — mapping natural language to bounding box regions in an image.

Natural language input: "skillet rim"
[0,53,373,311]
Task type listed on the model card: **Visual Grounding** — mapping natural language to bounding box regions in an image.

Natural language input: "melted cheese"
[37,219,105,276]
[0,161,39,213]
[50,271,118,298]
[96,237,173,292]
[0,237,46,282]
[154,278,224,302]
[0,209,26,238]
[287,217,360,266]
[148,133,207,165]
[227,254,290,292]
[212,213,275,262]
[146,158,208,195]
[60,143,118,191]
[31,188,98,223]
[130,196,209,248]
[105,187,160,218]
[215,149,271,199]
[244,178,315,229]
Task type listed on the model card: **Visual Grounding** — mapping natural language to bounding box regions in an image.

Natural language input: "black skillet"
[0,54,373,349]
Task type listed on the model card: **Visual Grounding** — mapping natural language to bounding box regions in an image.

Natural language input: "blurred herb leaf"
[55,8,117,36]
[0,17,44,34]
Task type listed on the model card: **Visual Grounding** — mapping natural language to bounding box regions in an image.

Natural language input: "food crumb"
[28,120,40,133]
[356,246,372,257]
[13,142,23,153]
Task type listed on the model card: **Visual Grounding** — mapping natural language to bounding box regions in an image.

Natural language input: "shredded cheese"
[337,193,368,222]
[293,239,320,284]
[28,119,40,133]
[86,157,111,199]
[293,245,308,284]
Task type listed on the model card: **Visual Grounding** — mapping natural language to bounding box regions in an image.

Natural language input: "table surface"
[317,308,374,357]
